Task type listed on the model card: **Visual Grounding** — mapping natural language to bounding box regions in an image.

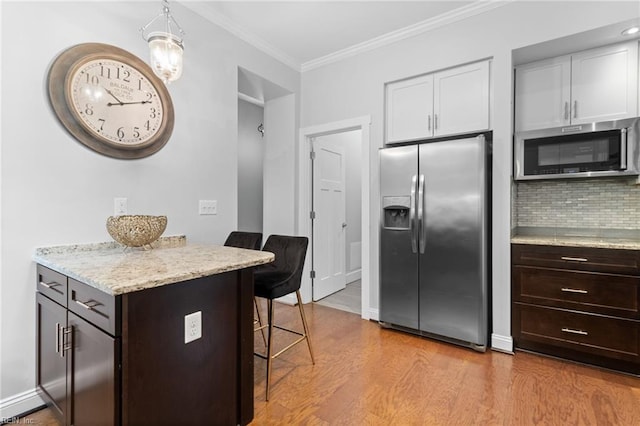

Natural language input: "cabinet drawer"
[513,266,640,318]
[515,303,640,363]
[68,279,119,336]
[512,244,640,274]
[37,265,68,307]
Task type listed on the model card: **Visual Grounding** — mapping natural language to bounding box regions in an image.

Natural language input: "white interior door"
[312,137,346,301]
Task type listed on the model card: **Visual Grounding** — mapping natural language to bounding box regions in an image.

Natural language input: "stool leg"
[254,297,267,347]
[295,290,315,364]
[265,298,275,401]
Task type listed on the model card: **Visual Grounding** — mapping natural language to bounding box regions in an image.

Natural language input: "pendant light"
[140,0,185,84]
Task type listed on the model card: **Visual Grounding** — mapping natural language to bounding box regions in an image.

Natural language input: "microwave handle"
[621,128,627,170]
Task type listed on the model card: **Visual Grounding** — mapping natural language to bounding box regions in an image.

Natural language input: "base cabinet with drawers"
[36,266,119,426]
[511,243,640,375]
[36,263,256,426]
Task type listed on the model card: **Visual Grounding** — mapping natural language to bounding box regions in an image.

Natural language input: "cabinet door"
[36,293,69,425]
[68,312,118,426]
[515,56,571,131]
[385,74,433,143]
[571,41,638,124]
[433,60,490,136]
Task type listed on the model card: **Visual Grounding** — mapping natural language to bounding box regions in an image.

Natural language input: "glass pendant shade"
[140,1,185,84]
[148,32,183,84]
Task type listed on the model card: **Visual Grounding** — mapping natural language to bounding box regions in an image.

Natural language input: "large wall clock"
[47,42,174,159]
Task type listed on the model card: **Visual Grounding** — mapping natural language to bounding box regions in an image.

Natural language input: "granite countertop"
[33,236,274,296]
[511,235,640,250]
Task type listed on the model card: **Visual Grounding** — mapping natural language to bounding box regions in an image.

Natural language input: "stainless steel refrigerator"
[379,134,491,351]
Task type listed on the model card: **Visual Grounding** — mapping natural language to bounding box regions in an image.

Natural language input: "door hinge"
[310,211,316,220]
[310,150,316,160]
[310,270,316,279]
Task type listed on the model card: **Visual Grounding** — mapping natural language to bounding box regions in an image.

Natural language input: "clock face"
[47,43,174,159]
[67,58,164,147]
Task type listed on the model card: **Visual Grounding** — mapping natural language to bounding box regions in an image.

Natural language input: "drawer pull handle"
[560,256,588,262]
[75,299,101,310]
[562,327,588,336]
[40,281,61,289]
[561,288,588,294]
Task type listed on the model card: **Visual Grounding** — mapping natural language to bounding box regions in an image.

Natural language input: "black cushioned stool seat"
[223,231,262,250]
[253,235,315,401]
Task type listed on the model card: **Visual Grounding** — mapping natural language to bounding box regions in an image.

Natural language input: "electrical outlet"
[184,311,202,344]
[114,198,127,215]
[198,200,217,215]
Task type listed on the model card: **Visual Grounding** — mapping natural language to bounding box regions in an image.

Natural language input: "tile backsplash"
[514,178,640,230]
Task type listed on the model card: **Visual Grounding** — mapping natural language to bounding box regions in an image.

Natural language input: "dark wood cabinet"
[36,292,69,423]
[36,263,255,425]
[68,312,119,426]
[36,266,119,426]
[512,243,640,375]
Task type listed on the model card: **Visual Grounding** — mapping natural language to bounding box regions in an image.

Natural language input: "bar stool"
[223,231,262,250]
[253,235,314,400]
[224,231,265,344]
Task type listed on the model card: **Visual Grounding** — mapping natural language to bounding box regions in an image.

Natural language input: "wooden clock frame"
[47,43,175,159]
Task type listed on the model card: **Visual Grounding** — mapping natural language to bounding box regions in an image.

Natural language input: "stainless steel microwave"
[514,118,640,180]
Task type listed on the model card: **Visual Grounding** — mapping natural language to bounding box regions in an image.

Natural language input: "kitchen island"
[33,236,274,426]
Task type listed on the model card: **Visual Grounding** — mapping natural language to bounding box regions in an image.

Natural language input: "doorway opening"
[298,116,371,320]
[237,98,264,233]
[236,66,293,237]
[311,130,362,315]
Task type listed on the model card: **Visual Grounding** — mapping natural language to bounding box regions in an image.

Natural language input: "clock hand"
[103,88,124,105]
[107,100,151,106]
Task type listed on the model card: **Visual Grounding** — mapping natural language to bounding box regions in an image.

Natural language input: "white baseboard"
[346,269,361,284]
[491,333,514,354]
[367,308,379,321]
[0,389,44,420]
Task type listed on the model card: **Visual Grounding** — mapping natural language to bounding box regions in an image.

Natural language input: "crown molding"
[180,2,302,71]
[182,1,512,75]
[301,0,512,72]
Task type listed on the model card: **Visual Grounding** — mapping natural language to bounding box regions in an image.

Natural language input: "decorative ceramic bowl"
[106,215,167,248]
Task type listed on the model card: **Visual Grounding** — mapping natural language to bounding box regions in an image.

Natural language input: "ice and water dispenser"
[382,196,411,229]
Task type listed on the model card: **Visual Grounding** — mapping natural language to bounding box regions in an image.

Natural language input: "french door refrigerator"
[379,134,491,351]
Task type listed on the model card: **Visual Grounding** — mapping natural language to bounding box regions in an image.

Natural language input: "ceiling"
[182,1,491,71]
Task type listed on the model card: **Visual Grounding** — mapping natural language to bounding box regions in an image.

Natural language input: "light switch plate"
[199,200,217,215]
[184,311,202,344]
[114,197,127,215]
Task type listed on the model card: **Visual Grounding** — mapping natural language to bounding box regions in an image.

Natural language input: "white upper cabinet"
[515,57,571,131]
[434,60,490,137]
[571,42,638,124]
[385,74,433,143]
[515,41,638,132]
[385,59,491,144]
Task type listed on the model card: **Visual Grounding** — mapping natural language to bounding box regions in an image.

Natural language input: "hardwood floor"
[19,302,640,425]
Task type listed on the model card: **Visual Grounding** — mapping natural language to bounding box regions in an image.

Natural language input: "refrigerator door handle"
[418,174,426,253]
[410,174,418,253]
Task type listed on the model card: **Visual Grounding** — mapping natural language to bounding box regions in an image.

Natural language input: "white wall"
[237,99,264,233]
[300,1,638,350]
[0,1,299,414]
[263,93,297,238]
